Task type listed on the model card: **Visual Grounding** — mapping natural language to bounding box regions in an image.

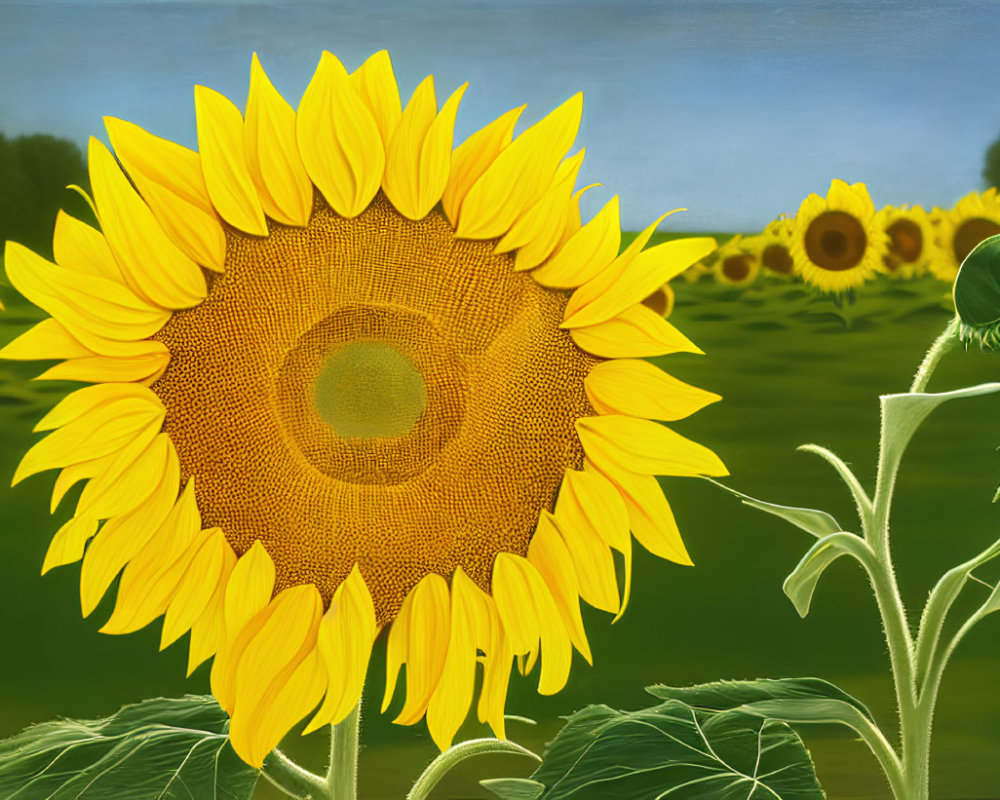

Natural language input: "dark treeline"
[0,132,95,260]
[985,132,1000,191]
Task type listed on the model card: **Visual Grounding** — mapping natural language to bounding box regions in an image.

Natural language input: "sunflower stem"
[261,748,327,800]
[909,316,959,393]
[325,701,362,800]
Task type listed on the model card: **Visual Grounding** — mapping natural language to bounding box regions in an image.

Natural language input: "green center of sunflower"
[315,341,427,438]
[805,211,867,271]
[761,243,793,274]
[886,218,923,263]
[953,217,1000,266]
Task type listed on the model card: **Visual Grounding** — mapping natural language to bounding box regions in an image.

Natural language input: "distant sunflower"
[641,281,676,317]
[875,204,935,279]
[930,189,1000,282]
[791,179,886,293]
[714,234,759,286]
[749,217,797,278]
[1,51,725,767]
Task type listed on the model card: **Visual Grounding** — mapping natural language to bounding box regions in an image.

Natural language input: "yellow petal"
[245,54,313,227]
[4,241,170,349]
[425,568,484,750]
[52,456,109,513]
[577,464,635,621]
[492,552,572,695]
[187,554,232,675]
[499,150,585,271]
[563,236,716,329]
[34,342,169,385]
[194,85,268,236]
[211,540,276,711]
[475,594,513,739]
[100,479,202,635]
[78,440,180,616]
[53,210,125,283]
[14,392,165,486]
[305,565,379,734]
[587,457,691,566]
[75,431,170,520]
[552,472,621,615]
[585,359,721,421]
[227,584,323,767]
[531,195,620,289]
[238,647,326,768]
[350,50,402,157]
[296,51,384,218]
[89,138,208,309]
[41,516,98,575]
[34,382,161,432]
[161,527,233,648]
[577,415,728,478]
[0,318,94,361]
[456,93,582,240]
[528,512,591,663]
[384,77,466,220]
[382,585,413,714]
[441,104,524,227]
[394,573,451,725]
[105,116,226,271]
[570,303,703,359]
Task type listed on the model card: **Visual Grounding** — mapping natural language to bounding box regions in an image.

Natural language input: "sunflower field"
[2,9,1000,800]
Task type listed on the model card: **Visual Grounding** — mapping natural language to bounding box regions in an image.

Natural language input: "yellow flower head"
[1,51,725,767]
[746,216,797,278]
[791,179,886,293]
[713,234,760,286]
[929,189,1000,283]
[874,204,936,279]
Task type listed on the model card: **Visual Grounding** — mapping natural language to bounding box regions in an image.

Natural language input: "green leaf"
[704,477,842,538]
[646,677,874,722]
[783,532,873,617]
[879,383,1000,486]
[0,695,258,800]
[531,701,824,799]
[954,234,1000,328]
[481,777,546,799]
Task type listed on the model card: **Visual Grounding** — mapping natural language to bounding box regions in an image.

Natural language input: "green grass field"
[2,267,1000,799]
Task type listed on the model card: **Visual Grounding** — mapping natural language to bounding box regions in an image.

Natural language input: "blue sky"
[1,0,998,231]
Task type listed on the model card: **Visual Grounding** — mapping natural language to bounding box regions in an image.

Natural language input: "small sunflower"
[1,51,725,767]
[791,179,886,293]
[747,217,797,278]
[641,281,676,317]
[713,234,759,286]
[875,204,936,279]
[929,189,1000,283]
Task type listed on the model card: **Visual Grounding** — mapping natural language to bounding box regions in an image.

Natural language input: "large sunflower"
[930,189,1000,283]
[791,179,886,293]
[1,51,725,766]
[874,204,935,279]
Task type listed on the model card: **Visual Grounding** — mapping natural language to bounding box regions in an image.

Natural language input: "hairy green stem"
[326,702,362,799]
[260,748,327,800]
[909,316,959,393]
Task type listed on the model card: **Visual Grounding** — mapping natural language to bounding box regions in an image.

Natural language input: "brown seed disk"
[761,243,793,275]
[886,218,923,264]
[805,211,867,272]
[953,217,1000,266]
[151,195,597,624]
[722,254,752,282]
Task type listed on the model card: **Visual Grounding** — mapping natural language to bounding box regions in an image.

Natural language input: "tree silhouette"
[0,132,94,261]
[984,131,1000,191]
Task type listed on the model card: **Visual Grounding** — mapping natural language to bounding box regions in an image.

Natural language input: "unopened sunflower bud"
[954,234,1000,351]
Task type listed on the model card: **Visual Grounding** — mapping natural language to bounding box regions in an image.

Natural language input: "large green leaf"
[0,695,258,800]
[704,478,842,538]
[646,677,873,721]
[530,701,824,799]
[481,777,546,799]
